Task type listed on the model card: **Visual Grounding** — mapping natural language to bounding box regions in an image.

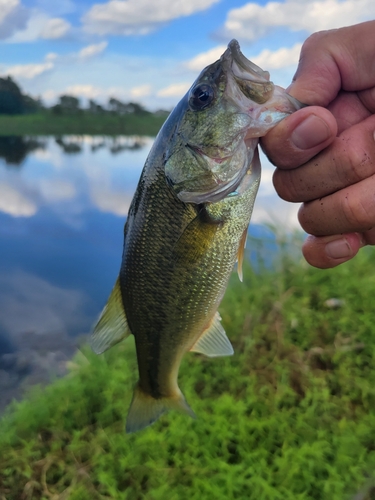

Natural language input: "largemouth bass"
[91,40,302,433]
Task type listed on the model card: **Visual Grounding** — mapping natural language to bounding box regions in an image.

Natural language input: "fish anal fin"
[190,312,234,357]
[237,226,248,282]
[90,277,130,354]
[126,384,196,434]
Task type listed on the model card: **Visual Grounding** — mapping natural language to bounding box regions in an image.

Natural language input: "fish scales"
[122,142,250,399]
[91,39,303,433]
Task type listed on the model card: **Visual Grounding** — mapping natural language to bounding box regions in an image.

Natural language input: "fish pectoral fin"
[190,312,234,357]
[237,226,248,282]
[173,206,221,265]
[126,384,196,434]
[90,277,130,354]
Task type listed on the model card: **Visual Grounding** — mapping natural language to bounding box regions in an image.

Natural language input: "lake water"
[0,135,300,411]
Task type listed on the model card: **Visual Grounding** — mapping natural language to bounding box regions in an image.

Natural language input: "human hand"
[261,21,375,268]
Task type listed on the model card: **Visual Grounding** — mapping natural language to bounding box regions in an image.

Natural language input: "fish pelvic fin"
[90,277,130,354]
[237,226,248,282]
[126,384,196,434]
[190,312,234,357]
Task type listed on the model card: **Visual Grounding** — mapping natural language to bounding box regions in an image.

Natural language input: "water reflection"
[0,135,150,165]
[0,136,46,166]
[0,135,299,410]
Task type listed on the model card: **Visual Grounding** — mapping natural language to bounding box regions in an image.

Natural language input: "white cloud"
[0,0,23,25]
[5,11,71,43]
[35,0,76,16]
[39,17,70,39]
[39,179,76,202]
[82,0,220,35]
[157,83,190,98]
[222,0,375,41]
[0,183,37,217]
[91,189,133,216]
[64,84,104,100]
[45,52,58,61]
[42,89,59,103]
[252,43,302,70]
[130,84,152,98]
[185,45,227,72]
[2,61,54,79]
[0,271,86,336]
[0,0,28,40]
[183,42,302,80]
[78,41,108,59]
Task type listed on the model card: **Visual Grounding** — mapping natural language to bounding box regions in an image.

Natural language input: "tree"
[0,76,24,114]
[22,95,43,113]
[107,98,149,115]
[59,95,80,112]
[88,99,104,114]
[51,95,81,115]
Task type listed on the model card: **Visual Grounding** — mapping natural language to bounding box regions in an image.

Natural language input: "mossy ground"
[1,238,375,499]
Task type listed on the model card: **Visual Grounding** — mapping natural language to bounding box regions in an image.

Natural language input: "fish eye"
[189,84,214,111]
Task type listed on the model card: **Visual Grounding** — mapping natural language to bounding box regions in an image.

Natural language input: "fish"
[91,40,302,433]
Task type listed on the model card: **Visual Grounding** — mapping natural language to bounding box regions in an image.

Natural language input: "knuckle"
[341,191,374,230]
[300,31,329,54]
[338,133,375,183]
[273,170,301,202]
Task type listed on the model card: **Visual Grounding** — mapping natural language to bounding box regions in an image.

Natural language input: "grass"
[0,111,168,136]
[1,237,375,499]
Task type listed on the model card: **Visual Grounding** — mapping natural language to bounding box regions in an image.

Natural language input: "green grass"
[0,111,168,136]
[1,240,375,499]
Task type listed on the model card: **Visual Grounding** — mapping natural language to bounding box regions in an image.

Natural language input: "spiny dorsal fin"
[90,277,130,354]
[190,312,233,357]
[237,226,248,282]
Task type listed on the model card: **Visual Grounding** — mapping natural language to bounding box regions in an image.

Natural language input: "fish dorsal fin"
[90,277,130,354]
[237,226,248,282]
[190,312,234,357]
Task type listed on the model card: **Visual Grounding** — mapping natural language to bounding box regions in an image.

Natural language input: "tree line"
[0,76,165,116]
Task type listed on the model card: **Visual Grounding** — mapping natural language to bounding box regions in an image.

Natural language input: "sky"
[0,0,374,111]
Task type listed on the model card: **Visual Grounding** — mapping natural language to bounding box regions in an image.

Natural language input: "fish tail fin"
[126,383,196,434]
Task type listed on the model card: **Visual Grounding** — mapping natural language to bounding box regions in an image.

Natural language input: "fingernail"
[325,238,352,259]
[291,114,331,150]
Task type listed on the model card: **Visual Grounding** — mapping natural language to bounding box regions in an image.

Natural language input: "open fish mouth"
[223,40,275,105]
[226,39,270,83]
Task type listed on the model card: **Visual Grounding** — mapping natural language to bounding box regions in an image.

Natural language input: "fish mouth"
[222,39,275,105]
[225,39,270,83]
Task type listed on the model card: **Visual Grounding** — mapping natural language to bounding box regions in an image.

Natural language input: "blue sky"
[0,0,374,110]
